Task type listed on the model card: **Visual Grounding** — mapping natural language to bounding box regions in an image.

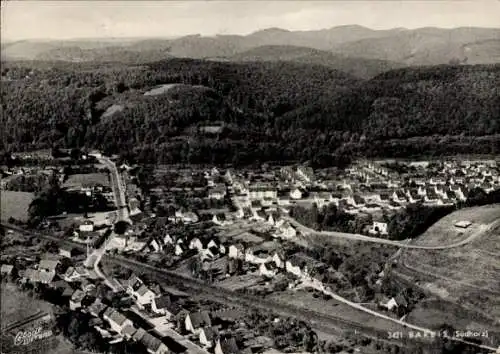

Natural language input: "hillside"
[334,28,500,65]
[3,26,499,68]
[229,45,404,78]
[1,59,499,167]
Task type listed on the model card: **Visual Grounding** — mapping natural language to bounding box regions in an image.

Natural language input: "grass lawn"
[1,190,35,222]
[411,204,500,246]
[1,282,55,329]
[63,173,110,188]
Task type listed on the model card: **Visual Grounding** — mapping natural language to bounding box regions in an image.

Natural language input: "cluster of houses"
[0,249,285,354]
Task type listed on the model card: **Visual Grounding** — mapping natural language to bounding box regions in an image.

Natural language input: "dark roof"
[188,311,211,328]
[140,332,165,352]
[153,295,172,309]
[219,337,241,354]
[202,326,219,341]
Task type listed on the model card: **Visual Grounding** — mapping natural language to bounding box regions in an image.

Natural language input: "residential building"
[185,311,212,334]
[103,308,133,334]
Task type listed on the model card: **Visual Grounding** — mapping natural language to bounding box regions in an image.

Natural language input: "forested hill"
[1,59,499,167]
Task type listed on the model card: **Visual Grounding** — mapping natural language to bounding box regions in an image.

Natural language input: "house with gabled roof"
[285,253,326,279]
[199,326,219,348]
[215,337,241,354]
[134,284,157,307]
[88,299,108,318]
[70,289,86,310]
[185,311,212,334]
[151,295,172,316]
[259,262,278,278]
[103,307,133,334]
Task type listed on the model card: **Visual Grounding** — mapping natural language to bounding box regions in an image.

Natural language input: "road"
[85,155,130,291]
[284,215,500,250]
[4,223,498,352]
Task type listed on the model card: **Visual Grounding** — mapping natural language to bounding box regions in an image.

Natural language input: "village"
[2,153,500,354]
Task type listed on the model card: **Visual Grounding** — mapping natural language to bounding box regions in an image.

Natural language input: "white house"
[149,239,162,253]
[228,244,245,259]
[259,263,277,278]
[79,221,94,232]
[369,221,388,236]
[103,308,133,334]
[279,222,297,239]
[272,252,284,268]
[175,244,185,256]
[133,284,156,307]
[199,327,219,348]
[189,237,204,252]
[289,188,303,200]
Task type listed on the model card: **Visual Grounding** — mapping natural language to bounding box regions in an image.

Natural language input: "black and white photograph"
[1,1,499,353]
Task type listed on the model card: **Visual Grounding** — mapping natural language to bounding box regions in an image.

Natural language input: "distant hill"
[228,45,404,78]
[333,27,500,65]
[3,26,499,68]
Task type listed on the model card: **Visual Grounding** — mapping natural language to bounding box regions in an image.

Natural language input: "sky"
[2,1,500,41]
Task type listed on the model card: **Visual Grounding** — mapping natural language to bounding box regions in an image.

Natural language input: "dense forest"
[1,59,499,167]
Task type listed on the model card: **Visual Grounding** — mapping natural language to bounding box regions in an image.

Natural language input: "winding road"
[283,215,500,250]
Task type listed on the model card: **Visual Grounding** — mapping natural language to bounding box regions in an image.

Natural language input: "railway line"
[3,223,498,352]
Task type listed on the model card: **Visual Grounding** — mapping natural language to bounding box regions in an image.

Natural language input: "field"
[1,190,35,222]
[410,204,500,246]
[63,173,110,188]
[1,282,55,328]
[398,204,500,343]
[1,283,87,354]
[269,289,405,334]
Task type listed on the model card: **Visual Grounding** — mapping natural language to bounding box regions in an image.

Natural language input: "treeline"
[2,59,499,166]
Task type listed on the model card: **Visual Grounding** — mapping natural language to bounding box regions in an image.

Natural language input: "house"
[88,299,107,317]
[38,259,60,273]
[392,191,407,203]
[63,266,88,282]
[134,330,169,354]
[424,188,439,203]
[199,326,219,348]
[148,238,163,253]
[278,222,296,239]
[259,263,278,278]
[215,337,241,354]
[209,185,227,200]
[285,253,325,278]
[185,311,212,334]
[127,274,144,292]
[347,195,365,207]
[228,244,245,259]
[189,237,204,252]
[79,220,94,232]
[248,184,278,200]
[272,252,284,268]
[69,290,86,310]
[296,166,314,183]
[289,188,302,200]
[59,246,77,258]
[151,295,172,316]
[175,243,185,256]
[369,220,388,236]
[383,295,408,311]
[277,196,291,206]
[103,308,133,334]
[1,264,14,277]
[163,233,174,245]
[134,284,156,307]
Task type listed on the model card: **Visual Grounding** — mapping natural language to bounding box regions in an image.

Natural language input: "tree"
[113,220,130,235]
